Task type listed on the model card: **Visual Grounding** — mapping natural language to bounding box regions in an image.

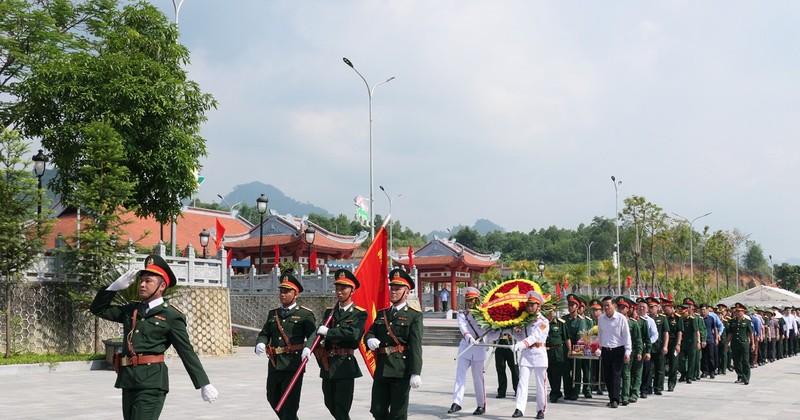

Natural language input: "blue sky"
[156,1,800,262]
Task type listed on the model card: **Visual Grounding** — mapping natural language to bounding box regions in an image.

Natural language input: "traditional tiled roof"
[392,238,500,270]
[45,206,254,254]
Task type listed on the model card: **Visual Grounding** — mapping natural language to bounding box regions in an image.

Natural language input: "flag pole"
[275,311,335,412]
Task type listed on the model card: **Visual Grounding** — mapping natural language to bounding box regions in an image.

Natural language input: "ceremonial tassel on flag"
[408,246,414,268]
[214,218,225,247]
[352,226,390,377]
[309,249,317,271]
[273,245,280,266]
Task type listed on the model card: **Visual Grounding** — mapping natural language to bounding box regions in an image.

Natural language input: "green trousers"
[122,388,167,420]
[665,346,679,391]
[693,348,702,379]
[629,355,643,402]
[267,370,304,420]
[370,376,411,420]
[731,343,751,382]
[620,356,632,403]
[717,340,728,373]
[679,343,696,380]
[565,358,586,398]
[547,347,568,401]
[322,377,355,420]
[651,349,665,392]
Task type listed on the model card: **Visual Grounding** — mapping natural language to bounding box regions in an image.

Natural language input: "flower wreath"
[470,278,554,330]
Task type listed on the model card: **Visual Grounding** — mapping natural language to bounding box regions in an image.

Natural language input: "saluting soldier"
[307,269,366,420]
[662,297,683,392]
[364,268,423,420]
[449,286,495,415]
[727,302,755,385]
[646,297,668,395]
[255,271,316,420]
[90,255,219,420]
[544,301,568,404]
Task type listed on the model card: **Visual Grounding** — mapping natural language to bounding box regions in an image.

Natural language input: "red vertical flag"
[214,218,226,247]
[563,276,569,292]
[273,245,280,266]
[556,283,562,300]
[226,250,233,268]
[408,246,414,268]
[353,226,390,377]
[626,275,632,289]
[309,249,317,271]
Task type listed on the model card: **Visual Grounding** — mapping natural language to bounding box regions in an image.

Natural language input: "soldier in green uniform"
[562,294,585,400]
[678,302,700,384]
[618,297,642,406]
[628,298,650,403]
[544,301,568,403]
[716,304,730,375]
[775,306,786,360]
[727,302,755,385]
[364,268,423,420]
[494,331,519,399]
[255,271,317,420]
[647,297,668,395]
[307,269,367,420]
[683,298,704,381]
[90,255,218,420]
[662,298,683,392]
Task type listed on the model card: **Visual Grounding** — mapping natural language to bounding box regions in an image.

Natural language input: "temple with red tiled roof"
[46,206,254,256]
[393,238,500,311]
[223,213,368,274]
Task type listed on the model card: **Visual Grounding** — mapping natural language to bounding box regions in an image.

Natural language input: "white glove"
[201,384,218,403]
[317,325,329,336]
[467,335,477,345]
[410,374,422,389]
[513,342,526,352]
[255,343,266,356]
[106,268,139,291]
[367,338,381,351]
[301,347,311,360]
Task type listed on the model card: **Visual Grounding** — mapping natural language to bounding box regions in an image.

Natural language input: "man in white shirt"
[511,291,549,419]
[597,296,632,408]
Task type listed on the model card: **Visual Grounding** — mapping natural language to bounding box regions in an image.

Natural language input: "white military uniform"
[452,310,497,409]
[513,312,550,415]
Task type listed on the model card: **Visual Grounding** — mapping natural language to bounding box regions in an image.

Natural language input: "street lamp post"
[32,149,48,218]
[199,229,210,258]
[769,254,774,282]
[538,259,546,281]
[305,226,316,273]
[611,176,622,294]
[586,241,594,279]
[672,211,712,285]
[379,185,402,252]
[343,57,395,241]
[256,194,269,274]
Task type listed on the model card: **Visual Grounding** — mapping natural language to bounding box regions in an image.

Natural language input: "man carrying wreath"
[511,291,549,419]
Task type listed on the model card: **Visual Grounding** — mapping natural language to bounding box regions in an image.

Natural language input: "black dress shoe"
[549,397,559,403]
[686,380,692,384]
[654,390,662,395]
[536,410,545,419]
[743,380,749,385]
[512,409,524,418]
[495,394,506,399]
[640,393,647,399]
[583,391,593,398]
[621,401,629,406]
[608,401,619,408]
[448,403,462,414]
[710,374,715,379]
[473,406,485,415]
[564,395,578,401]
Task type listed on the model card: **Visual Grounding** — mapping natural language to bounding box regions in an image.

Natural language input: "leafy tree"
[17,1,216,226]
[743,241,768,274]
[774,264,800,293]
[0,128,52,357]
[621,195,664,288]
[453,226,482,250]
[59,121,136,353]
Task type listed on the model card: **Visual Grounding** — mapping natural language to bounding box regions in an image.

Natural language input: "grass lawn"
[0,353,105,365]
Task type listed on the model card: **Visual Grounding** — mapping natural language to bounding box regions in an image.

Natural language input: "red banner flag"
[214,218,225,247]
[626,275,632,289]
[309,249,317,271]
[273,245,280,266]
[353,226,390,377]
[639,289,645,298]
[649,291,655,298]
[563,276,569,292]
[408,246,414,268]
[556,283,562,300]
[226,249,233,268]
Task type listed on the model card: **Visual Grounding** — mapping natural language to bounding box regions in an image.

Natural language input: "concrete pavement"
[3,346,800,419]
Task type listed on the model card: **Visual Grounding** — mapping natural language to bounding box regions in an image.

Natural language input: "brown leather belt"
[271,344,303,355]
[120,354,165,367]
[530,342,545,348]
[377,345,406,354]
[328,348,355,357]
[546,343,563,350]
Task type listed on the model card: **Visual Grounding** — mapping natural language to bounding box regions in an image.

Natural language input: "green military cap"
[279,270,304,293]
[141,255,177,288]
[333,268,360,289]
[389,268,414,290]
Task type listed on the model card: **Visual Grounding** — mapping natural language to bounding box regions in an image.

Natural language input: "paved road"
[3,346,800,419]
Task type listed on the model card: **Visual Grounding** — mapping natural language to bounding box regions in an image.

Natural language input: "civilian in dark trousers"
[495,333,519,398]
[700,304,718,379]
[597,296,632,408]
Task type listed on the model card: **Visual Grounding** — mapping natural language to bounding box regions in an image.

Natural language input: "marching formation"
[90,259,800,420]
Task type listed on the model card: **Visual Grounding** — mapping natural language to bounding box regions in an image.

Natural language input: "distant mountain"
[222,182,333,217]
[427,219,506,241]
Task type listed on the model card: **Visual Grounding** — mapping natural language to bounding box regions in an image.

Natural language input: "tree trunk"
[94,316,100,354]
[4,279,10,358]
